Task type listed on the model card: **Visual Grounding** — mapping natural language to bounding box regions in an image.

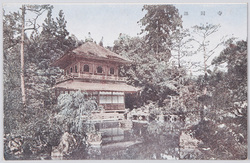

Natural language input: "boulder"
[8,137,23,155]
[86,132,102,147]
[51,132,77,158]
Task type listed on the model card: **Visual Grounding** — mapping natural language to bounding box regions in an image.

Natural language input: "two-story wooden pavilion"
[51,42,140,114]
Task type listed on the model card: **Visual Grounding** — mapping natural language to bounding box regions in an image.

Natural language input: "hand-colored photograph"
[3,3,247,160]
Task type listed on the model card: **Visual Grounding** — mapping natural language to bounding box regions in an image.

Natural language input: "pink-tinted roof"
[73,42,130,62]
[54,80,140,93]
[51,42,131,69]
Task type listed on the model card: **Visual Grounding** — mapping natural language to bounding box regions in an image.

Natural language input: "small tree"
[54,91,98,133]
[192,23,222,75]
[170,28,194,68]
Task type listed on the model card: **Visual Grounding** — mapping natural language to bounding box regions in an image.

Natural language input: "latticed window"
[97,66,103,73]
[83,64,89,72]
[99,92,124,104]
[75,65,77,73]
[110,67,115,75]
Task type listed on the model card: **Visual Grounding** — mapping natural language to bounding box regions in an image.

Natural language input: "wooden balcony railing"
[55,75,73,84]
[100,103,125,110]
[56,73,126,83]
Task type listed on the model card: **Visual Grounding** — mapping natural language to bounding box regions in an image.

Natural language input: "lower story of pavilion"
[53,80,140,113]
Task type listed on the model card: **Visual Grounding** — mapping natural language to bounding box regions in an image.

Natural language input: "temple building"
[51,42,140,117]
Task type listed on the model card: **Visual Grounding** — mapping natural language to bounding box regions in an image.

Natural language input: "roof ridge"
[72,42,131,62]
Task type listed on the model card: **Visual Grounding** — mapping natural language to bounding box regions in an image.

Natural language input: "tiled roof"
[51,42,131,69]
[54,80,140,93]
[73,42,130,62]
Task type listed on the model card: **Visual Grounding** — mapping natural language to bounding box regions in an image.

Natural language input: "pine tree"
[138,5,182,59]
[19,4,52,107]
[3,10,23,134]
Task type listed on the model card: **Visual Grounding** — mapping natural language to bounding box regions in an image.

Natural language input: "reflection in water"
[64,121,181,160]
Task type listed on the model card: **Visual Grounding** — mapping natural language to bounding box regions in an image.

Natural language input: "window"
[99,96,106,104]
[110,67,115,75]
[106,96,112,103]
[99,96,124,104]
[99,92,124,104]
[100,95,114,104]
[112,96,118,103]
[118,96,124,103]
[83,64,89,72]
[97,66,103,73]
[75,65,77,73]
[118,67,122,76]
[70,67,73,73]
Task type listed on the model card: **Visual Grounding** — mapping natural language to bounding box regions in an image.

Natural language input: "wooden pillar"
[111,128,113,141]
[111,92,113,104]
[123,93,125,107]
[78,62,81,77]
[97,91,100,105]
[123,93,126,109]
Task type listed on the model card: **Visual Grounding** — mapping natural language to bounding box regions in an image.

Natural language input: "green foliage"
[113,6,186,107]
[170,28,194,67]
[21,7,78,135]
[191,119,247,159]
[3,10,22,50]
[55,91,98,133]
[3,5,83,157]
[189,40,248,159]
[139,5,182,55]
[114,35,191,106]
[210,40,247,117]
[3,10,23,134]
[212,40,247,87]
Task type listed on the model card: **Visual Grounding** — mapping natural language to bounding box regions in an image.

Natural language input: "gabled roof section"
[51,42,131,69]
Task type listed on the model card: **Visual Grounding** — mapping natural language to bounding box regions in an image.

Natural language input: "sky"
[176,4,247,40]
[2,3,248,73]
[3,3,247,46]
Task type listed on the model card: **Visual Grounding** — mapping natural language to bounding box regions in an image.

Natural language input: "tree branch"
[24,6,47,31]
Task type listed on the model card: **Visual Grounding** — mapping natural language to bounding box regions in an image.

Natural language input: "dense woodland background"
[3,5,247,159]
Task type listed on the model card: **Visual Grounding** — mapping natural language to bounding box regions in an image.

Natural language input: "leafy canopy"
[138,5,182,55]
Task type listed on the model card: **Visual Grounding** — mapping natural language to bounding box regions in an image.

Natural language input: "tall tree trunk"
[202,38,207,95]
[202,39,207,75]
[20,5,26,107]
[178,43,181,68]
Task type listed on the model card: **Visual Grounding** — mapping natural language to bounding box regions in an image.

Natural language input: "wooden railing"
[55,75,74,83]
[56,73,126,83]
[100,103,125,111]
